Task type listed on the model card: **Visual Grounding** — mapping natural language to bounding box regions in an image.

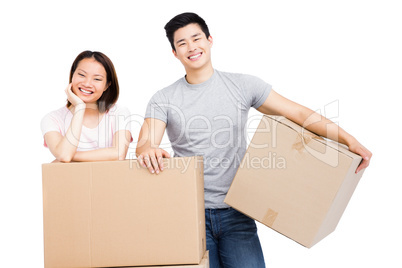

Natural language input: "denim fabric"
[205,208,266,268]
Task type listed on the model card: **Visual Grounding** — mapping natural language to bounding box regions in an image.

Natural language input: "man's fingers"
[150,155,160,174]
[156,152,164,171]
[354,147,372,174]
[138,155,145,167]
[356,156,370,174]
[143,155,155,174]
[138,149,171,174]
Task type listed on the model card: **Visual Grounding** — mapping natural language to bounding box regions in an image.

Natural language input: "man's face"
[172,23,213,72]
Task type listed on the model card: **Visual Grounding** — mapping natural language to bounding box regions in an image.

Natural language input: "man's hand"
[138,148,171,174]
[347,138,372,174]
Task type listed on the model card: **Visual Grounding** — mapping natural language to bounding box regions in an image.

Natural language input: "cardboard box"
[42,156,206,268]
[224,115,364,248]
[131,251,209,268]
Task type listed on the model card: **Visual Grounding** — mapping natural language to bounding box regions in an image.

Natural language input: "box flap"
[265,115,362,160]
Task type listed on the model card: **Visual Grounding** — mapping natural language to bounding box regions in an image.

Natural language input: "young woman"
[41,51,132,162]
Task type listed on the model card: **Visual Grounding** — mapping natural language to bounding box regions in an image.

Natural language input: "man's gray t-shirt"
[145,70,272,208]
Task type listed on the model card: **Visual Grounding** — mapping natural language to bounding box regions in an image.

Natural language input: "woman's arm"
[257,89,372,173]
[72,129,132,161]
[44,85,86,162]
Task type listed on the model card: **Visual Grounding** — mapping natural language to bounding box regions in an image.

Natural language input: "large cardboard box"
[224,115,364,248]
[42,156,206,268]
[132,251,209,268]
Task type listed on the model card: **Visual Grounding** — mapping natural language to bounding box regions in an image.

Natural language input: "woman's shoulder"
[40,106,71,136]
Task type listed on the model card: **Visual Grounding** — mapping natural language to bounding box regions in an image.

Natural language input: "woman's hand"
[65,83,85,107]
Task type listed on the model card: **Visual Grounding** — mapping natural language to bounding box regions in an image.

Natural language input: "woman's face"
[71,58,108,105]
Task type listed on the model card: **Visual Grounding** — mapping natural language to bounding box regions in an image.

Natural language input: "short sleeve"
[240,74,272,109]
[40,108,68,148]
[144,90,169,124]
[41,113,61,137]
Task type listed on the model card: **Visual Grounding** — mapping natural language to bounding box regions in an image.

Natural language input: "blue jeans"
[205,208,266,268]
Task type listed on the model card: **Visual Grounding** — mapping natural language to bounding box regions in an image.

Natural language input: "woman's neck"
[69,103,101,115]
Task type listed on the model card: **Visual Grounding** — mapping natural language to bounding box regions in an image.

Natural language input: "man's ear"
[208,35,213,47]
[172,48,178,58]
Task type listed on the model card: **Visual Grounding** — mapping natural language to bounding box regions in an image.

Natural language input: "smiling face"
[172,23,213,73]
[71,58,109,105]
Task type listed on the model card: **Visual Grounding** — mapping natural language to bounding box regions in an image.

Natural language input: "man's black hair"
[164,12,210,51]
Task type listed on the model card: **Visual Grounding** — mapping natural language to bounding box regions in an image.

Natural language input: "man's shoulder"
[215,69,257,82]
[148,76,184,103]
[160,76,185,93]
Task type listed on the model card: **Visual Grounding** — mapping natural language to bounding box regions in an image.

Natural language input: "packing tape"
[262,208,278,227]
[292,131,321,152]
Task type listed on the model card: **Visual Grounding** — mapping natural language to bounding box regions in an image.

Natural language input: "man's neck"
[185,65,214,84]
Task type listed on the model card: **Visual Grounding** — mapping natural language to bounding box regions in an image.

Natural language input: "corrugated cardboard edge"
[187,155,206,264]
[121,251,209,268]
[41,164,47,268]
[89,163,94,267]
[310,158,365,247]
[230,206,311,248]
[195,156,206,260]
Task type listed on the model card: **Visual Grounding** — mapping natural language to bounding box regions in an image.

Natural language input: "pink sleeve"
[40,110,64,148]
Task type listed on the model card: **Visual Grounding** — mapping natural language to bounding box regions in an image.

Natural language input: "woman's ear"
[104,82,111,91]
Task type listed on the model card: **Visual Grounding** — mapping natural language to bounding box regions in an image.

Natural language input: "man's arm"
[136,118,171,174]
[257,89,372,173]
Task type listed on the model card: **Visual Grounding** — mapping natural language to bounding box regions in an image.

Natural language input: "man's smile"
[188,52,203,61]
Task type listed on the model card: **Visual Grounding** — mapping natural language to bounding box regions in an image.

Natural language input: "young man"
[136,12,371,268]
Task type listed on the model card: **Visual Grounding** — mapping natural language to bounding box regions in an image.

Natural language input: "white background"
[1,0,401,267]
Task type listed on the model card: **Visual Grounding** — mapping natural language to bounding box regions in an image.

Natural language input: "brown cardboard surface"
[42,156,206,268]
[224,115,364,248]
[127,251,209,268]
